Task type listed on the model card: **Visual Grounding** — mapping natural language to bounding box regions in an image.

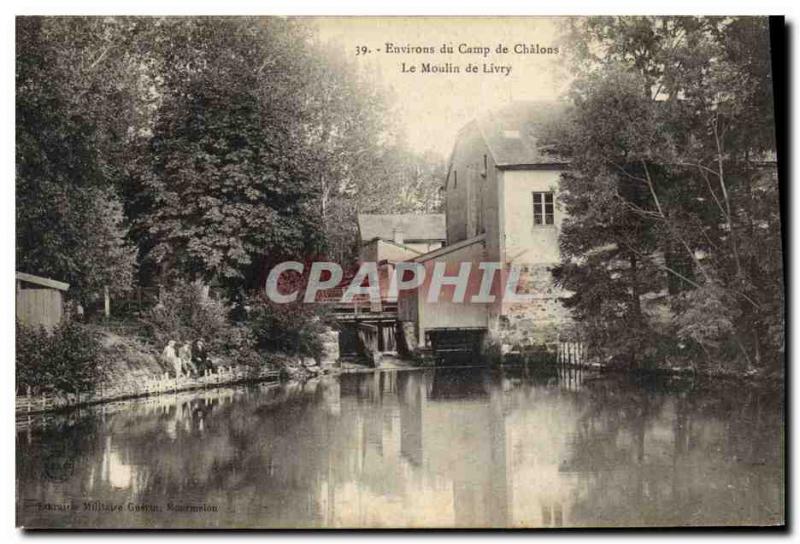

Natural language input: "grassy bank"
[16,324,340,416]
[16,281,340,409]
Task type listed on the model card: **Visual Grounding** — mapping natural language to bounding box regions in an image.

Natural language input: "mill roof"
[466,100,569,168]
[357,214,446,243]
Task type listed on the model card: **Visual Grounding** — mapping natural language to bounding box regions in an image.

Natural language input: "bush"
[16,321,102,395]
[142,280,255,360]
[244,293,330,358]
[142,281,331,365]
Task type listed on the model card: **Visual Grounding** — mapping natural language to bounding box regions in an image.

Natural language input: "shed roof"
[410,233,486,263]
[472,100,569,168]
[16,272,70,291]
[358,214,446,243]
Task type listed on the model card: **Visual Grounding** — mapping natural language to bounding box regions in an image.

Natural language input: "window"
[481,154,488,178]
[532,192,554,226]
[453,170,457,189]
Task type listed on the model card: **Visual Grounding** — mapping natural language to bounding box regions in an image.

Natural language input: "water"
[16,367,784,529]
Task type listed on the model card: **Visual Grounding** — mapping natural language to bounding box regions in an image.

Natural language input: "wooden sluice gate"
[357,322,380,354]
[354,321,399,366]
[320,286,405,362]
[316,286,396,359]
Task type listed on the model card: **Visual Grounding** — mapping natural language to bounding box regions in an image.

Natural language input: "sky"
[312,17,572,158]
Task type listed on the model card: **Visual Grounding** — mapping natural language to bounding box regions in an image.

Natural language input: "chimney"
[393,228,405,245]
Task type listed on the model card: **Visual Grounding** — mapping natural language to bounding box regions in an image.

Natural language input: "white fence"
[557,341,588,366]
[15,366,281,416]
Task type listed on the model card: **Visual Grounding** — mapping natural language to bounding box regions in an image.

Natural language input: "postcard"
[15,15,785,529]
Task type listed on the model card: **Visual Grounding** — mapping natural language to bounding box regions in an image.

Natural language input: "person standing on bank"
[178,342,195,376]
[162,340,182,378]
[193,338,211,374]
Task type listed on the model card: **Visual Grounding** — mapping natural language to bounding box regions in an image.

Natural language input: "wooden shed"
[16,272,70,330]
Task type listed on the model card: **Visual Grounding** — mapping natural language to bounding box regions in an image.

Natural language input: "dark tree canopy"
[16,17,138,302]
[552,17,782,370]
[16,16,446,300]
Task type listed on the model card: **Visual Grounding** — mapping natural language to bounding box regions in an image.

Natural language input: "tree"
[16,17,138,302]
[132,18,326,289]
[549,69,665,366]
[552,17,782,369]
[133,19,446,279]
[295,43,446,264]
[17,16,447,306]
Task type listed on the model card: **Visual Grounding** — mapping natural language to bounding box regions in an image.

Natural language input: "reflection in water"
[17,368,783,528]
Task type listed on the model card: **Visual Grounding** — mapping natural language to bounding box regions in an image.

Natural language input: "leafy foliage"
[673,283,738,351]
[298,44,446,264]
[243,294,330,358]
[17,183,137,303]
[131,19,326,287]
[552,17,783,369]
[16,321,102,395]
[16,17,139,302]
[18,17,446,297]
[142,280,255,360]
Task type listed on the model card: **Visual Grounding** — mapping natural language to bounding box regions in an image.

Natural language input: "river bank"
[16,356,781,418]
[16,323,782,418]
[15,325,344,417]
[15,365,282,417]
[14,357,422,417]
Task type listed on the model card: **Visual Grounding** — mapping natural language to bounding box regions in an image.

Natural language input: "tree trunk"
[629,252,642,368]
[630,253,642,318]
[103,286,111,319]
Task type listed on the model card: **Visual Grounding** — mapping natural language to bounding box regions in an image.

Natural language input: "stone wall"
[496,263,574,351]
